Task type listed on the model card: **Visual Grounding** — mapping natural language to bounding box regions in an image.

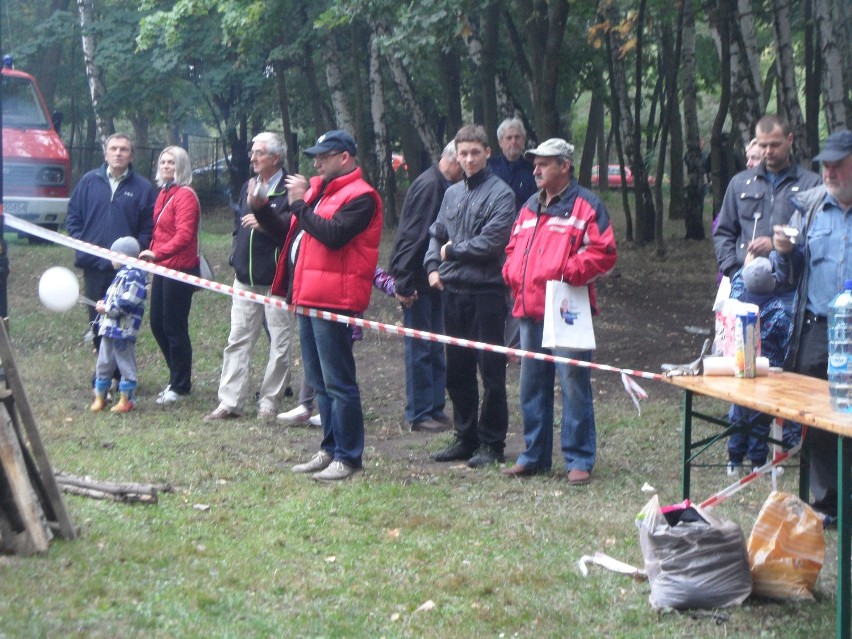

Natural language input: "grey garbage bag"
[636,495,752,610]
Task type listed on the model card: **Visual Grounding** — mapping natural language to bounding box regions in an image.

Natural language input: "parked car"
[591,164,656,189]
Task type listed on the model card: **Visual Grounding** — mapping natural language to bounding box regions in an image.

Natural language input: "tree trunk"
[324,45,355,134]
[384,52,442,162]
[600,4,633,241]
[578,88,605,187]
[480,1,501,149]
[368,35,396,228]
[76,0,113,143]
[772,0,811,160]
[681,0,705,240]
[708,0,732,217]
[271,59,296,172]
[458,11,513,121]
[628,0,656,244]
[521,0,569,138]
[804,0,821,162]
[813,0,848,131]
[35,0,71,107]
[440,46,463,138]
[727,0,764,146]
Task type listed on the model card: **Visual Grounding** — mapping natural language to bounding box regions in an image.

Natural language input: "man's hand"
[428,271,443,291]
[285,174,310,205]
[241,213,260,230]
[440,240,452,261]
[772,224,795,254]
[246,178,269,210]
[395,292,418,309]
[746,235,774,257]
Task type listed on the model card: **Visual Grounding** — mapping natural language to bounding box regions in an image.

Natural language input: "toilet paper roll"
[703,356,770,377]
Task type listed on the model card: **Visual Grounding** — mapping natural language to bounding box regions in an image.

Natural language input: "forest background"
[3,0,851,250]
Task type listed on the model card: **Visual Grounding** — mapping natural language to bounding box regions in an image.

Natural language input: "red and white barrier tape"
[5,214,662,400]
[700,420,806,510]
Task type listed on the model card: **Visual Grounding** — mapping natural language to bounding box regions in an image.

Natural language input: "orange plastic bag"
[747,491,825,600]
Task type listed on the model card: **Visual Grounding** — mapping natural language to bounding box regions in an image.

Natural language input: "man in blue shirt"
[773,129,852,520]
[488,118,536,212]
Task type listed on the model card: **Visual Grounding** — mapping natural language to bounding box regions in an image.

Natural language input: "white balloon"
[38,266,80,313]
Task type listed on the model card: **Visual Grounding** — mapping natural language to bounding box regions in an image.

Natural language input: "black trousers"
[443,289,508,451]
[795,319,838,515]
[149,273,196,395]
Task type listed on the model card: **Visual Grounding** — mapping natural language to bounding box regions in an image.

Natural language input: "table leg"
[838,436,851,639]
[682,390,693,500]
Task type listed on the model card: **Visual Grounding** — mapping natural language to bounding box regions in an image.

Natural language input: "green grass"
[0,205,838,638]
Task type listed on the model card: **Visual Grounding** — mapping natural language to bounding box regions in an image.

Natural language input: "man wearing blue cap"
[255,130,383,481]
[773,128,852,521]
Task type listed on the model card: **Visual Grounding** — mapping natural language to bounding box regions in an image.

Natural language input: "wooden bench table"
[666,372,852,639]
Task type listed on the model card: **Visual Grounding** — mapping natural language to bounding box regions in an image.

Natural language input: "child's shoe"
[111,392,135,414]
[90,390,107,412]
[726,461,743,477]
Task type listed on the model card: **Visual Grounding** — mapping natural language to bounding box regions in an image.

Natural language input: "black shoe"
[467,445,505,468]
[433,438,474,462]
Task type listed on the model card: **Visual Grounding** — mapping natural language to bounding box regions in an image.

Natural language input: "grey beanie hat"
[110,236,140,258]
[742,256,775,295]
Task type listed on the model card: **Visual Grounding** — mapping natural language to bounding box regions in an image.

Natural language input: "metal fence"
[66,135,232,203]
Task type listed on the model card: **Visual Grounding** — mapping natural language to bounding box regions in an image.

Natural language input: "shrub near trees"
[4,0,850,243]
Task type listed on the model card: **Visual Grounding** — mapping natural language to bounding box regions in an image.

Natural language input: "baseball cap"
[524,138,575,162]
[304,130,357,157]
[110,236,140,258]
[814,129,852,163]
[742,256,775,295]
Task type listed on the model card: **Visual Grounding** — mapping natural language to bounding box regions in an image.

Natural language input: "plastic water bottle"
[828,279,852,412]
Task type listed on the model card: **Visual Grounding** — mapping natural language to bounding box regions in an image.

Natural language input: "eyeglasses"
[248,149,268,159]
[314,151,341,162]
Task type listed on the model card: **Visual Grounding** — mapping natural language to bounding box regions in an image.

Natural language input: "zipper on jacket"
[518,203,543,317]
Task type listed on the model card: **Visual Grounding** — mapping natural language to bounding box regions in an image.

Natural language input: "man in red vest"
[268,130,383,481]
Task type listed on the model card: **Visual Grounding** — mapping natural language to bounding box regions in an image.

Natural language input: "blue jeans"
[517,318,596,472]
[403,289,446,423]
[726,405,771,466]
[298,315,364,468]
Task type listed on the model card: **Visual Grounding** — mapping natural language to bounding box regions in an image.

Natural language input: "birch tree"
[77,0,113,143]
[813,0,848,131]
[771,0,810,160]
[368,34,396,227]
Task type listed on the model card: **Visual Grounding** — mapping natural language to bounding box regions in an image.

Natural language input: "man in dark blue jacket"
[66,133,155,349]
[389,142,462,433]
[204,132,293,422]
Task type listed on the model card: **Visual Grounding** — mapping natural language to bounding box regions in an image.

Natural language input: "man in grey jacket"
[424,124,516,468]
[713,114,820,278]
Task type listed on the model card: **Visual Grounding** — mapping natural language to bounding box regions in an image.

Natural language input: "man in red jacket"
[282,130,383,481]
[501,139,617,484]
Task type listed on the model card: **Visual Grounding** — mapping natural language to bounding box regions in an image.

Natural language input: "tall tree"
[813,0,849,131]
[772,0,810,160]
[680,0,705,240]
[76,0,113,142]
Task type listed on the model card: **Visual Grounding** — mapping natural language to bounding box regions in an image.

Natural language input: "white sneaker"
[308,414,322,427]
[726,461,742,477]
[292,451,332,474]
[277,404,311,424]
[313,460,359,481]
[156,385,180,406]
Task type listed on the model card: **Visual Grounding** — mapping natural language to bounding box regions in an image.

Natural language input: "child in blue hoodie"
[726,254,794,474]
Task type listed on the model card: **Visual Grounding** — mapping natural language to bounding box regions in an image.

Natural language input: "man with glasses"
[204,132,293,422]
[257,130,382,481]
